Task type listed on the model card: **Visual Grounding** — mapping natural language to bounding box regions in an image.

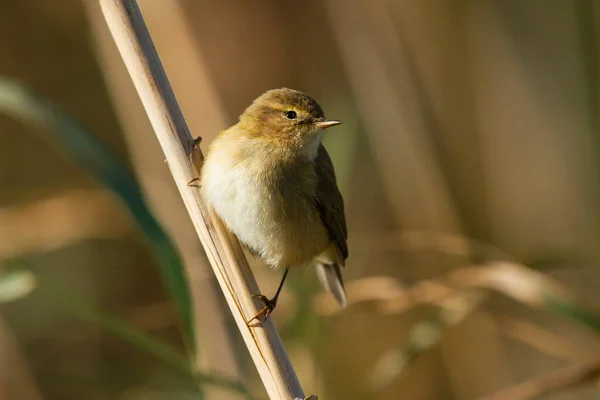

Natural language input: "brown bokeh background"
[1,1,600,399]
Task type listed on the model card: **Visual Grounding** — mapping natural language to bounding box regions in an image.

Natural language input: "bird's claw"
[247,294,277,325]
[187,177,200,187]
[188,136,204,187]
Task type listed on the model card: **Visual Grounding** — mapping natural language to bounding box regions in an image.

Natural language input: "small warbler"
[200,88,348,323]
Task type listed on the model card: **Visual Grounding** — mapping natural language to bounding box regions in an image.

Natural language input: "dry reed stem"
[97,1,307,399]
[0,189,129,259]
[479,359,600,400]
[83,1,242,396]
[315,262,594,317]
[0,318,45,400]
[325,0,460,232]
[492,315,598,362]
[369,289,487,391]
[362,230,514,261]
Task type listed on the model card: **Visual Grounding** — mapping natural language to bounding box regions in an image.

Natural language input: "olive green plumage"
[201,88,348,309]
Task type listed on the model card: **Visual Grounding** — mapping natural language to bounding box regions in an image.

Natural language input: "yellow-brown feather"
[200,88,347,307]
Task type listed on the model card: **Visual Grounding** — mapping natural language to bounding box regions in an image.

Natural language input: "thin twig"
[96,1,308,399]
[479,360,600,400]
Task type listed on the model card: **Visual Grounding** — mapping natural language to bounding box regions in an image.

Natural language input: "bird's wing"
[313,144,348,262]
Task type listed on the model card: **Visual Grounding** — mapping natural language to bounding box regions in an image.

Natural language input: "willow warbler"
[200,88,347,323]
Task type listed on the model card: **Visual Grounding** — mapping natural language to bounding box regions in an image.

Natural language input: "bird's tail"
[315,263,347,308]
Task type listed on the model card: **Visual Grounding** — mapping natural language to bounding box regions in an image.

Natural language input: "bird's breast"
[201,140,329,268]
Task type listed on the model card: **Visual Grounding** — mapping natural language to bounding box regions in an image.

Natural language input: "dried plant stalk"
[480,359,600,400]
[0,189,129,259]
[0,318,44,400]
[97,0,308,399]
[83,1,242,396]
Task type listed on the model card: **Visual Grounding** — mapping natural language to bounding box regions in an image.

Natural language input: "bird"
[199,88,348,323]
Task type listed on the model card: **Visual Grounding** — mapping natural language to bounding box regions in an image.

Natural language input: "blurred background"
[1,0,600,399]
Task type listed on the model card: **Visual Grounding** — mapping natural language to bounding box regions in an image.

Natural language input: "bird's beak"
[314,120,343,130]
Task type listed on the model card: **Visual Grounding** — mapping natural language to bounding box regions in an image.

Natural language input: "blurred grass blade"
[369,290,485,392]
[0,268,37,303]
[0,77,194,350]
[42,276,253,399]
[544,293,600,332]
[366,262,600,392]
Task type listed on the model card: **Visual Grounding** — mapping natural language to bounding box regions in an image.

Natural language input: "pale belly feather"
[201,147,329,269]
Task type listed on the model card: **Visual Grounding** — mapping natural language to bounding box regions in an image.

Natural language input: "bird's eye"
[284,110,297,120]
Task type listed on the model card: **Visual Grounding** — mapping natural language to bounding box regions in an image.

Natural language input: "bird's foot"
[188,136,204,187]
[187,177,200,187]
[247,294,278,325]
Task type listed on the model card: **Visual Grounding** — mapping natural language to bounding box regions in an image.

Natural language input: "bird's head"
[238,88,342,153]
